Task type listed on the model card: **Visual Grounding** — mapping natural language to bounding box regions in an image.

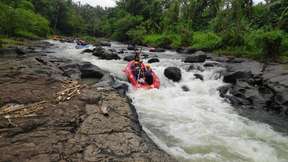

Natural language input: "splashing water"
[48,40,288,162]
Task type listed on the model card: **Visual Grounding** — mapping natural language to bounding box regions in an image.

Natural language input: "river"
[48,40,288,162]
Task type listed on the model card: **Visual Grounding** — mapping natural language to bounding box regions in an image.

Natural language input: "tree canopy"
[0,0,287,60]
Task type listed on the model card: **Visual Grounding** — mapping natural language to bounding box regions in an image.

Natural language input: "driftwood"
[0,80,83,119]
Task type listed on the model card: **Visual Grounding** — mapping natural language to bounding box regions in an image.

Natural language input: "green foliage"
[143,33,181,48]
[245,30,284,60]
[127,26,147,44]
[191,32,222,50]
[0,1,50,38]
[111,14,143,41]
[17,0,35,11]
[14,8,50,37]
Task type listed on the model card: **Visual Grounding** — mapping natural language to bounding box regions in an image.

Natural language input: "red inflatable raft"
[124,61,160,89]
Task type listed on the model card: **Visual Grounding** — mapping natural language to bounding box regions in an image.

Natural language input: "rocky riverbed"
[0,41,175,162]
[1,39,288,162]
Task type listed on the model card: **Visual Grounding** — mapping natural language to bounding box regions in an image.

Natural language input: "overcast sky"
[73,0,264,8]
[73,0,116,7]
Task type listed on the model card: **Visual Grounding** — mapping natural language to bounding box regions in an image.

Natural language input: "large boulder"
[184,55,207,63]
[58,62,105,80]
[93,47,120,60]
[123,55,135,62]
[81,49,94,54]
[78,62,105,79]
[223,71,252,84]
[148,58,160,64]
[164,67,182,82]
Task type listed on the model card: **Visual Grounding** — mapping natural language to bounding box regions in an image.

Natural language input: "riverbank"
[0,41,175,162]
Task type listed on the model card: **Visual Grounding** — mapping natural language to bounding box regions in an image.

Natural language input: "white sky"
[73,0,116,7]
[74,0,264,8]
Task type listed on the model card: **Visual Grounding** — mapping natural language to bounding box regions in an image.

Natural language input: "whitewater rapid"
[49,40,288,162]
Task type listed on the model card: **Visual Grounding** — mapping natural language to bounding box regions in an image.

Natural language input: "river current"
[49,40,288,162]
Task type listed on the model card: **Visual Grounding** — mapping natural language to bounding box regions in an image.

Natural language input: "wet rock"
[59,63,81,80]
[112,81,129,96]
[223,71,252,84]
[78,62,105,79]
[81,49,94,53]
[0,47,25,57]
[181,85,190,92]
[117,49,125,54]
[187,64,205,72]
[124,55,135,62]
[149,48,165,52]
[164,67,182,82]
[0,54,175,162]
[176,47,197,54]
[100,41,111,47]
[148,58,160,64]
[127,44,136,50]
[184,55,207,63]
[194,74,204,81]
[93,47,120,60]
[203,61,221,67]
[217,85,232,97]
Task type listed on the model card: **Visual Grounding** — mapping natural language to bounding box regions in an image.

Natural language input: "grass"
[0,35,26,48]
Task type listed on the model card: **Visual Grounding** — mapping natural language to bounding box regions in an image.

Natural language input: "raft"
[124,61,160,89]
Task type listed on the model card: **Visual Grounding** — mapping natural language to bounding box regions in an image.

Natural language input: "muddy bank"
[0,42,175,162]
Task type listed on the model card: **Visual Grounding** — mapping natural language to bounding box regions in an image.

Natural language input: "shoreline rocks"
[219,58,288,116]
[0,42,176,162]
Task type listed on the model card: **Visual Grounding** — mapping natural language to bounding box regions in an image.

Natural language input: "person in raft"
[131,52,154,85]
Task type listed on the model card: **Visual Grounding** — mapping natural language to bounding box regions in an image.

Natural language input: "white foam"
[48,40,288,162]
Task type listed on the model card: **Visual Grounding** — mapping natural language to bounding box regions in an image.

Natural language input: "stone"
[148,58,160,64]
[164,67,182,82]
[184,55,207,63]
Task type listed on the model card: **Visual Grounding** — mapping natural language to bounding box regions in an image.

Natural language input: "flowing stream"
[48,40,288,162]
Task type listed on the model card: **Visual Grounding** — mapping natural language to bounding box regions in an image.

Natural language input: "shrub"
[14,30,39,39]
[14,8,50,37]
[246,30,284,61]
[143,33,181,48]
[191,32,222,50]
[127,26,147,44]
[221,29,245,47]
[111,14,143,41]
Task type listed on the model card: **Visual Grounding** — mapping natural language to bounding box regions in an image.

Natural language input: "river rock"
[100,41,111,47]
[181,85,190,92]
[164,67,182,82]
[0,51,175,162]
[223,71,252,84]
[149,48,165,52]
[81,48,94,53]
[194,74,204,81]
[148,58,160,64]
[203,61,221,67]
[124,55,135,62]
[176,47,197,54]
[187,64,205,72]
[93,47,120,60]
[220,57,288,116]
[78,62,105,79]
[127,44,136,50]
[184,54,207,63]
